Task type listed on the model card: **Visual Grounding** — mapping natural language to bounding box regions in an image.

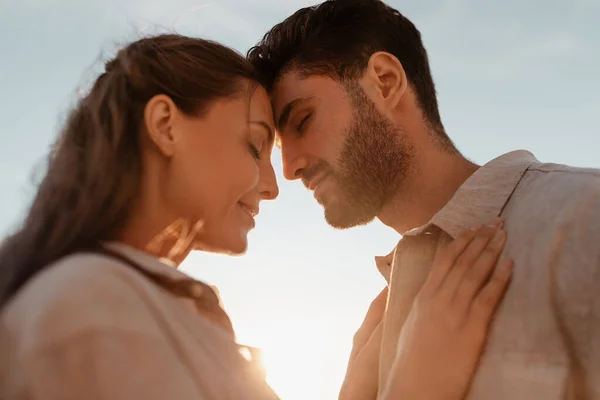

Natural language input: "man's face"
[271,72,413,229]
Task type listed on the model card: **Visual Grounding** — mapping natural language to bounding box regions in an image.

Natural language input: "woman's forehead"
[248,87,274,124]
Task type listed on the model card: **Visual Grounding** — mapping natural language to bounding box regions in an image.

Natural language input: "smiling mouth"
[238,202,259,218]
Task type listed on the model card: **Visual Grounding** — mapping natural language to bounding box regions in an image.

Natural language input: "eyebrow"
[250,120,275,144]
[277,97,312,131]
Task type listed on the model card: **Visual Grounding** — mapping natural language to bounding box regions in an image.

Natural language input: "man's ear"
[143,94,179,157]
[363,51,408,109]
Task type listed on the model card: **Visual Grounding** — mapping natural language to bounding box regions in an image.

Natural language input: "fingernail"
[470,224,483,231]
[491,229,505,246]
[488,217,503,228]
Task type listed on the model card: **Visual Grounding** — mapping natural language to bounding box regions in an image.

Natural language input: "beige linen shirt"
[377,150,600,400]
[0,243,279,400]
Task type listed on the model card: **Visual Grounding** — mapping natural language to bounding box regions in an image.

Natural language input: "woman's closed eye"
[248,121,273,159]
[249,142,261,160]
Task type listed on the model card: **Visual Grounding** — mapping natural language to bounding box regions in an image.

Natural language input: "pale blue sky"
[1,0,599,399]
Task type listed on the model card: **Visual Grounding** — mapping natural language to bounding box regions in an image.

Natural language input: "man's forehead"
[270,72,311,110]
[270,73,338,120]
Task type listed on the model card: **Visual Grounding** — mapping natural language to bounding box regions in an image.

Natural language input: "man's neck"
[378,149,479,235]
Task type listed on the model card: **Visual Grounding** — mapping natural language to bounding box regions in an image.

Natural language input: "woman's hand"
[339,287,388,400]
[381,219,513,400]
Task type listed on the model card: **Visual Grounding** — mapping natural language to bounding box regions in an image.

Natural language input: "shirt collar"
[100,242,235,335]
[102,241,196,284]
[375,150,539,281]
[375,249,395,284]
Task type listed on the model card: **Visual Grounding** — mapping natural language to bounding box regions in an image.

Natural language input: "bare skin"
[114,65,509,398]
[270,52,479,235]
[269,50,508,398]
[382,221,512,399]
[118,84,279,265]
[339,221,512,399]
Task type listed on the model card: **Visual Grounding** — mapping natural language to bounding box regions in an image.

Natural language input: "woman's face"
[161,84,279,255]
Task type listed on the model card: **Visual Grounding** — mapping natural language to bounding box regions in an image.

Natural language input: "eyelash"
[249,143,261,160]
[296,113,312,133]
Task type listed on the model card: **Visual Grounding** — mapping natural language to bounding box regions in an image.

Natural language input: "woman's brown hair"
[0,34,262,308]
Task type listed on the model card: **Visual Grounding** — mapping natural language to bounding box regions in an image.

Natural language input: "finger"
[469,259,513,324]
[168,219,205,260]
[361,288,389,331]
[342,324,383,399]
[365,287,389,322]
[452,228,506,311]
[352,288,388,351]
[438,221,502,299]
[423,227,479,292]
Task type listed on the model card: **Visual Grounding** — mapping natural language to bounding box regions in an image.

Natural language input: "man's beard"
[320,85,413,229]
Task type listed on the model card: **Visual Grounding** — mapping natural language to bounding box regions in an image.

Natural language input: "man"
[248,0,600,399]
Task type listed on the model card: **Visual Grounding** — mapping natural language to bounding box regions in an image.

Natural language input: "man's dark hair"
[248,0,447,137]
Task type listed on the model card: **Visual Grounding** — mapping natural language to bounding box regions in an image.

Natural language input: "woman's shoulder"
[1,252,162,348]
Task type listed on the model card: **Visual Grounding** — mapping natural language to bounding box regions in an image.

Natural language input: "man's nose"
[281,143,308,181]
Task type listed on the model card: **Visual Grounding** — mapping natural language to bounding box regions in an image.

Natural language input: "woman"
[0,34,512,399]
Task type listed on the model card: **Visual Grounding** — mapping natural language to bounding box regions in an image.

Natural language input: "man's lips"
[306,173,328,191]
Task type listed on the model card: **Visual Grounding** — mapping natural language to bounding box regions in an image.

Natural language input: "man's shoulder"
[526,161,600,186]
[506,161,600,229]
[517,161,600,203]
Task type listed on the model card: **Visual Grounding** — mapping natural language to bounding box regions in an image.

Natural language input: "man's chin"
[323,202,377,229]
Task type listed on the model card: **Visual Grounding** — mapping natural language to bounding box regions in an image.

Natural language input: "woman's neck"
[117,196,199,267]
